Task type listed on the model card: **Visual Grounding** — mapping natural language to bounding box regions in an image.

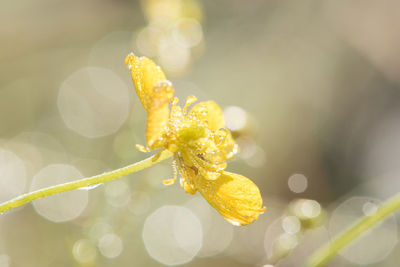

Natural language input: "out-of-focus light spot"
[145,0,183,22]
[72,239,97,264]
[224,106,247,132]
[136,26,165,58]
[98,233,123,259]
[7,131,67,174]
[112,128,140,160]
[245,146,266,168]
[363,201,378,217]
[282,216,301,234]
[264,217,285,260]
[89,221,113,242]
[159,38,191,75]
[172,18,203,48]
[0,149,27,203]
[236,136,257,159]
[288,173,308,193]
[104,180,131,208]
[173,80,207,101]
[278,233,298,250]
[300,200,321,219]
[31,164,88,222]
[185,196,233,257]
[329,196,398,265]
[264,215,299,261]
[58,67,130,138]
[362,114,400,183]
[278,227,331,265]
[0,254,10,267]
[263,265,274,267]
[88,31,132,82]
[142,205,202,265]
[3,139,43,178]
[128,191,151,215]
[288,199,325,229]
[226,199,281,265]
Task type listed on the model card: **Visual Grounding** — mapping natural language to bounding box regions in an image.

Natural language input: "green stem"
[306,192,400,267]
[0,150,173,214]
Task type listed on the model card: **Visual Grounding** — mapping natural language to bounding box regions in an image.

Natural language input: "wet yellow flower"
[125,53,265,225]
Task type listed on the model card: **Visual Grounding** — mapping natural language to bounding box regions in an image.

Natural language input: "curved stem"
[0,150,173,214]
[306,192,400,267]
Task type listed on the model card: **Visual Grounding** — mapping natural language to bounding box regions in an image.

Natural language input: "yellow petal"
[125,54,174,149]
[188,101,225,131]
[125,53,169,111]
[146,81,174,149]
[196,171,265,226]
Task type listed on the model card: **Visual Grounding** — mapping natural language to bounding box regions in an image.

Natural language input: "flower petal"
[146,81,174,149]
[196,171,265,225]
[188,101,225,131]
[125,53,168,110]
[125,54,174,149]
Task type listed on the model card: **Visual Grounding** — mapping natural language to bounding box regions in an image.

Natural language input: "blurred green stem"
[0,149,173,213]
[306,192,400,267]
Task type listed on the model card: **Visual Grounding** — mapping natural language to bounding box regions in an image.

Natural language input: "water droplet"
[78,183,103,191]
[226,218,242,226]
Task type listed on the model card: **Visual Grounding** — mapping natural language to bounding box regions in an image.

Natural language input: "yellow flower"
[125,53,265,225]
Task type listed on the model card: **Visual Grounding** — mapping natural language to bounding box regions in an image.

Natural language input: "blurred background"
[1,0,400,266]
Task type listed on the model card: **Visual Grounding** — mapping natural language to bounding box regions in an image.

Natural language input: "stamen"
[172,97,179,107]
[183,96,198,114]
[162,159,178,185]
